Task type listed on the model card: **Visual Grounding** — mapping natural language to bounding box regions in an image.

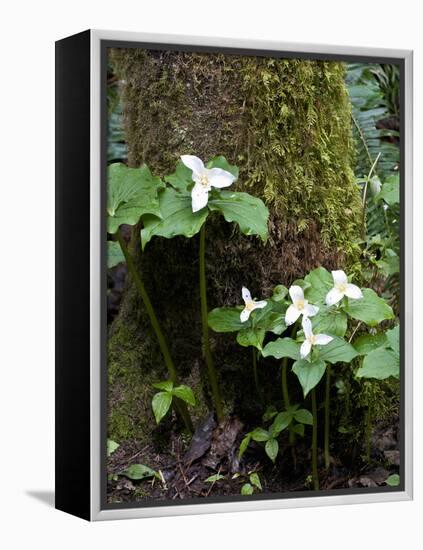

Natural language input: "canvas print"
[105,47,401,506]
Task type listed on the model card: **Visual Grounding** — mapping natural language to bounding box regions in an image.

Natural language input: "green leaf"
[107,439,120,457]
[292,359,327,397]
[262,338,301,360]
[250,428,270,442]
[152,380,174,392]
[208,190,269,242]
[265,439,279,462]
[385,473,400,487]
[241,483,254,495]
[205,474,225,483]
[262,406,278,422]
[386,325,400,355]
[317,336,358,364]
[164,161,194,193]
[152,391,173,424]
[354,332,388,355]
[238,434,252,460]
[107,163,164,234]
[249,473,262,491]
[255,311,286,336]
[207,156,239,178]
[344,288,395,326]
[172,385,196,407]
[208,307,245,333]
[236,327,265,350]
[141,187,208,249]
[270,412,292,436]
[356,348,399,380]
[294,409,313,425]
[119,464,157,480]
[272,285,288,302]
[304,267,333,303]
[292,423,305,436]
[377,174,399,206]
[311,306,348,337]
[107,241,125,268]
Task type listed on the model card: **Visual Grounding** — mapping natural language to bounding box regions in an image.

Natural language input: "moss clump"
[108,48,363,441]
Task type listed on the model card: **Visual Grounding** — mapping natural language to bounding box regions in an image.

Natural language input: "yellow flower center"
[295,299,305,311]
[245,301,255,311]
[200,174,209,187]
[336,283,347,293]
[309,335,317,345]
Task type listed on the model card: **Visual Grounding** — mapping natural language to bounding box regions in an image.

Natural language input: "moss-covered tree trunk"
[108,48,362,442]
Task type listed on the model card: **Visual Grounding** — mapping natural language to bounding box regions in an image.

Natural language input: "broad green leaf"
[238,434,252,460]
[107,439,120,457]
[354,332,388,355]
[107,163,164,234]
[207,156,239,178]
[272,285,288,302]
[255,311,286,336]
[377,174,399,206]
[292,358,327,397]
[304,267,333,303]
[385,473,400,487]
[311,306,348,337]
[270,412,292,436]
[141,188,208,249]
[241,483,254,495]
[107,241,125,268]
[386,325,400,355]
[164,161,194,193]
[237,327,265,350]
[208,190,269,242]
[250,428,270,442]
[205,474,225,483]
[344,288,395,326]
[317,336,358,364]
[152,380,174,392]
[265,439,279,462]
[262,406,278,422]
[172,385,196,407]
[249,473,262,491]
[119,463,157,480]
[208,307,245,333]
[262,338,301,360]
[293,423,305,436]
[152,391,173,424]
[356,348,399,380]
[293,409,313,425]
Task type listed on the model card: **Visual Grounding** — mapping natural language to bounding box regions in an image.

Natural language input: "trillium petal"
[300,340,312,359]
[207,167,236,189]
[325,287,344,306]
[181,155,205,177]
[289,285,304,303]
[242,287,252,303]
[304,303,319,318]
[332,270,348,286]
[285,304,301,326]
[302,317,313,339]
[240,307,251,323]
[252,300,267,311]
[191,183,209,213]
[315,334,333,346]
[345,283,363,300]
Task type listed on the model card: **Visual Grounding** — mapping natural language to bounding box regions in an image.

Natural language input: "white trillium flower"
[300,317,333,359]
[240,287,267,323]
[181,155,236,213]
[325,270,363,306]
[285,285,319,326]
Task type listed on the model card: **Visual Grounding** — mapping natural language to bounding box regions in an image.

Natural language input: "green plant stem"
[311,388,319,490]
[365,406,372,463]
[252,347,260,399]
[361,152,381,239]
[199,224,224,422]
[324,364,331,470]
[117,231,193,432]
